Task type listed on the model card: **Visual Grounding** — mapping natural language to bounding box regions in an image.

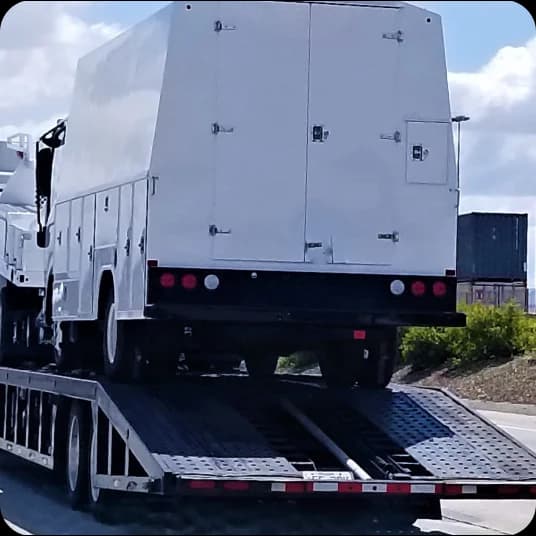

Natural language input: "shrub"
[401,301,536,370]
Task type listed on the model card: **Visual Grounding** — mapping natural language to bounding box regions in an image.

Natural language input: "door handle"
[56,231,62,246]
[209,224,231,236]
[87,245,93,261]
[138,234,145,254]
[124,237,131,256]
[75,227,81,243]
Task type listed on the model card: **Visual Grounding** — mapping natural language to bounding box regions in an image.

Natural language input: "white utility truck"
[2,3,536,525]
[0,135,48,363]
[30,0,466,384]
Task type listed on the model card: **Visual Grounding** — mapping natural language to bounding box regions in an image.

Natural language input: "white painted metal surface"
[211,1,309,263]
[43,0,457,319]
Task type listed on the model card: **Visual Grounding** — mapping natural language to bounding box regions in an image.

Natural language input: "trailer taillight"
[411,281,426,297]
[159,273,176,288]
[432,281,447,297]
[181,273,198,290]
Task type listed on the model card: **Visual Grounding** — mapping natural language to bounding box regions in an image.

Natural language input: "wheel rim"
[106,302,117,365]
[67,415,80,492]
[90,426,100,503]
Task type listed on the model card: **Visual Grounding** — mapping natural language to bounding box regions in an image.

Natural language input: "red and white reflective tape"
[186,479,536,497]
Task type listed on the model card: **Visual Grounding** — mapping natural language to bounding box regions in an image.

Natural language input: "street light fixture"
[452,115,470,187]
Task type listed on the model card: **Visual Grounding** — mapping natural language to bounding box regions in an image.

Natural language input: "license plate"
[302,471,353,481]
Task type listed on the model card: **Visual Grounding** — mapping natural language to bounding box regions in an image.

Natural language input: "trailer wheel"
[87,417,112,518]
[66,401,91,509]
[356,329,398,389]
[102,293,134,381]
[245,353,279,379]
[318,344,360,388]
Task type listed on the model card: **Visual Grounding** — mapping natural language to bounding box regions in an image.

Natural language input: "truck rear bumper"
[146,267,465,327]
[144,303,466,328]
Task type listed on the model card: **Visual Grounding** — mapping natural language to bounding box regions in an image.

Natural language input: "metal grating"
[345,386,536,480]
[155,454,297,477]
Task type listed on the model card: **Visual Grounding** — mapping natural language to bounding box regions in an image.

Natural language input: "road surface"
[1,406,535,535]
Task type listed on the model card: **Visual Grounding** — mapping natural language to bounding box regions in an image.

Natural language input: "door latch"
[305,242,323,250]
[209,224,232,237]
[212,122,234,135]
[75,227,81,243]
[124,237,131,257]
[312,125,329,142]
[378,231,400,243]
[382,30,404,43]
[214,20,236,32]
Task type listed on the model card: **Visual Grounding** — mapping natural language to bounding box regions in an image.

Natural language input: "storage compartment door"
[79,195,96,317]
[305,3,400,266]
[406,121,449,185]
[211,1,309,262]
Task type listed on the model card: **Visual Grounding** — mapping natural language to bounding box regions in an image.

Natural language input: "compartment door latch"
[382,30,404,43]
[378,231,400,243]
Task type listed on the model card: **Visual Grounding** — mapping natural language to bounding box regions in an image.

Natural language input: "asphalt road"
[1,407,535,535]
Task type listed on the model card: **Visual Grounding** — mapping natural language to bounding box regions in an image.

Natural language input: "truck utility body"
[0,369,536,516]
[25,0,465,384]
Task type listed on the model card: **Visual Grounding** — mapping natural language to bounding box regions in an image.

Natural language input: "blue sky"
[85,1,535,73]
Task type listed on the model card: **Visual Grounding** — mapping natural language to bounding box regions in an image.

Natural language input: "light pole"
[452,115,470,187]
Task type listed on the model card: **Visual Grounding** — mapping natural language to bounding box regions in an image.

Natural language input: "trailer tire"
[245,353,279,379]
[66,401,91,509]
[102,292,134,381]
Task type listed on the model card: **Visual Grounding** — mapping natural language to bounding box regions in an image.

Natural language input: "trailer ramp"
[1,368,536,502]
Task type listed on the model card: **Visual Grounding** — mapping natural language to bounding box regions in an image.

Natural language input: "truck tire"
[318,344,360,388]
[245,353,279,379]
[66,401,90,509]
[102,292,134,381]
[0,287,16,365]
[356,329,398,389]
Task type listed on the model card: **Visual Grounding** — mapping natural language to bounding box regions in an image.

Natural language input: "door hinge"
[382,30,404,43]
[214,20,236,32]
[380,131,401,143]
[378,231,400,243]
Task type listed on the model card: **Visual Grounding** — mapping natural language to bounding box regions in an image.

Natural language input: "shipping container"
[457,212,528,282]
[457,281,528,311]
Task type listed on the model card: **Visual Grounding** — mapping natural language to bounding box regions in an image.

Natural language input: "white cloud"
[450,36,536,284]
[0,2,122,137]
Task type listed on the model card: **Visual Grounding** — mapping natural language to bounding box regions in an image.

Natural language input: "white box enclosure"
[34,1,465,383]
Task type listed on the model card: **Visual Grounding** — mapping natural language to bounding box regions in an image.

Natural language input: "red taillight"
[160,272,176,288]
[433,281,447,297]
[411,281,426,297]
[189,480,215,490]
[181,273,198,290]
[353,330,366,340]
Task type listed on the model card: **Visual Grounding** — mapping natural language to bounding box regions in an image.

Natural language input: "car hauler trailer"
[24,0,465,386]
[0,368,536,521]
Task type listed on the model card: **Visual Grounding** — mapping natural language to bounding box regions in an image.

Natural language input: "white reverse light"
[204,274,220,290]
[390,279,405,296]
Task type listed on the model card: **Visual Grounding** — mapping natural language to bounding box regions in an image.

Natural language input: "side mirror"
[36,228,47,248]
[35,147,53,198]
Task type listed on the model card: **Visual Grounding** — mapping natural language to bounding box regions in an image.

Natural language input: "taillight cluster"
[390,279,447,298]
[159,272,220,291]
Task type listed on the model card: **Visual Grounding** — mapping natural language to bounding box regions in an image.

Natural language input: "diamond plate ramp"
[344,385,536,480]
[101,381,299,478]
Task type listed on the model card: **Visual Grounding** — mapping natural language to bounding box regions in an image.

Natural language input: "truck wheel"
[318,344,360,388]
[245,353,279,379]
[66,401,90,509]
[356,330,398,389]
[102,293,134,381]
[0,287,16,365]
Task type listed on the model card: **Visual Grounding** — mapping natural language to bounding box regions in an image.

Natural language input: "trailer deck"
[1,367,536,503]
